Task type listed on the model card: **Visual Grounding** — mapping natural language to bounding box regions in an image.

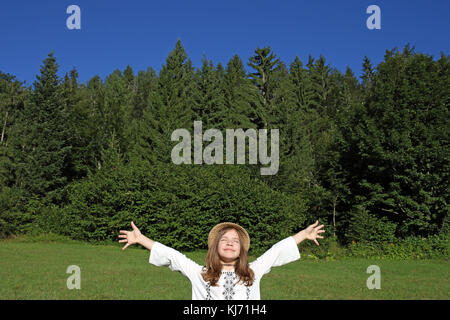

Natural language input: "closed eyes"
[220,238,240,245]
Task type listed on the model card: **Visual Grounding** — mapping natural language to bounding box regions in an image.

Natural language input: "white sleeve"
[250,236,300,278]
[149,242,203,281]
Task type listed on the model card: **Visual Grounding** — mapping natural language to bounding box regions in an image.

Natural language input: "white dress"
[149,236,301,300]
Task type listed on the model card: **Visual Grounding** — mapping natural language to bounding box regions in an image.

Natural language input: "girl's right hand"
[118,221,142,250]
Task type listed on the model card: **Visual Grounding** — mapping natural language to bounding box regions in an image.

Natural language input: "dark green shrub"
[347,234,449,259]
[345,205,397,244]
[299,235,348,261]
[60,160,309,255]
[0,187,37,237]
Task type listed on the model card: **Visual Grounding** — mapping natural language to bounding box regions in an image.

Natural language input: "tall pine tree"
[138,40,196,163]
[13,52,72,205]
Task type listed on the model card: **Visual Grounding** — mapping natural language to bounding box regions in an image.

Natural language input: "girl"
[118,221,325,300]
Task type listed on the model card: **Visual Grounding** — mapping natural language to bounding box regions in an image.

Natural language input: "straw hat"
[208,222,250,252]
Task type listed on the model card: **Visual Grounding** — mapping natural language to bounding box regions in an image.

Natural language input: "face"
[217,228,241,263]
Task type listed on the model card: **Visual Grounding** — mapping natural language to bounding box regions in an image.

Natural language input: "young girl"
[118,221,325,300]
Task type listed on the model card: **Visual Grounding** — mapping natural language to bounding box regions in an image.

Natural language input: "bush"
[299,235,348,261]
[60,160,310,255]
[347,234,449,259]
[1,232,77,244]
[0,187,38,238]
[345,205,397,244]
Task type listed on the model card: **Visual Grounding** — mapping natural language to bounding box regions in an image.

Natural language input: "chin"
[221,252,238,259]
[222,253,234,258]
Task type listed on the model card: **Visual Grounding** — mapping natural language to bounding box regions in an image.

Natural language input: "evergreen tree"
[247,46,281,127]
[342,66,362,107]
[361,56,375,89]
[308,55,335,116]
[131,67,156,120]
[0,72,26,188]
[340,47,450,239]
[123,64,136,93]
[12,52,72,204]
[61,67,87,181]
[248,46,280,103]
[138,39,195,163]
[289,56,316,112]
[84,75,106,171]
[218,54,261,129]
[192,56,225,126]
[103,69,132,159]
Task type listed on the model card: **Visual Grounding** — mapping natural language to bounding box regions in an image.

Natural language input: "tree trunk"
[1,110,8,144]
[333,199,336,237]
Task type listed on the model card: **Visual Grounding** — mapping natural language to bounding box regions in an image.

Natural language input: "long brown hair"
[202,227,255,286]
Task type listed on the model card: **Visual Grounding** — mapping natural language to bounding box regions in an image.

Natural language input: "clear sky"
[1,0,449,86]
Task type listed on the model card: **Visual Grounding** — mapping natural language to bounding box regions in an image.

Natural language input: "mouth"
[224,249,234,252]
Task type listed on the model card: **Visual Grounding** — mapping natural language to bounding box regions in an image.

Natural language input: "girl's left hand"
[303,220,325,246]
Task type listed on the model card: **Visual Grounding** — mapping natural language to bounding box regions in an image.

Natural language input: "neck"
[221,261,236,271]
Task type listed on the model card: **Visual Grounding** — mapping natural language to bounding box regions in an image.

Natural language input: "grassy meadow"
[0,236,448,300]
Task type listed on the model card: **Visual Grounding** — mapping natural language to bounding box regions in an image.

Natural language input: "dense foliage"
[0,41,448,257]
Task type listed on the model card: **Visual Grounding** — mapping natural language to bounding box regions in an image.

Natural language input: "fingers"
[307,221,319,230]
[314,239,320,246]
[314,227,325,239]
[119,225,137,250]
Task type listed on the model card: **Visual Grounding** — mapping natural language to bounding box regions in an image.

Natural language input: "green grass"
[0,237,448,300]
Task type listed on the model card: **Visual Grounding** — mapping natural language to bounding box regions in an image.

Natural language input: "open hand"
[304,220,325,246]
[118,221,142,250]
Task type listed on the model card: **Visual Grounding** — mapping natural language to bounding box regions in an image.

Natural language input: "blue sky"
[1,0,449,86]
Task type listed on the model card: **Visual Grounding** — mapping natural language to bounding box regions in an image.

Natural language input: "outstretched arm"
[249,221,325,279]
[292,220,325,245]
[118,221,202,281]
[118,221,155,250]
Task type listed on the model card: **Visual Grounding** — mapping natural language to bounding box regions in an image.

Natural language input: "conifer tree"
[139,39,195,163]
[248,47,280,104]
[104,69,131,152]
[289,56,316,112]
[61,67,89,180]
[83,75,106,171]
[218,54,261,129]
[340,47,450,238]
[307,55,334,115]
[342,67,361,107]
[131,67,156,120]
[0,72,26,188]
[361,56,375,89]
[13,52,72,204]
[192,56,225,126]
[123,64,136,93]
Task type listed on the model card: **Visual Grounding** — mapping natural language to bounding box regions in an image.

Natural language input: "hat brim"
[208,222,250,252]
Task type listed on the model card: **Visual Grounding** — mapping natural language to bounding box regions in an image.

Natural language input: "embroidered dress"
[149,236,301,300]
